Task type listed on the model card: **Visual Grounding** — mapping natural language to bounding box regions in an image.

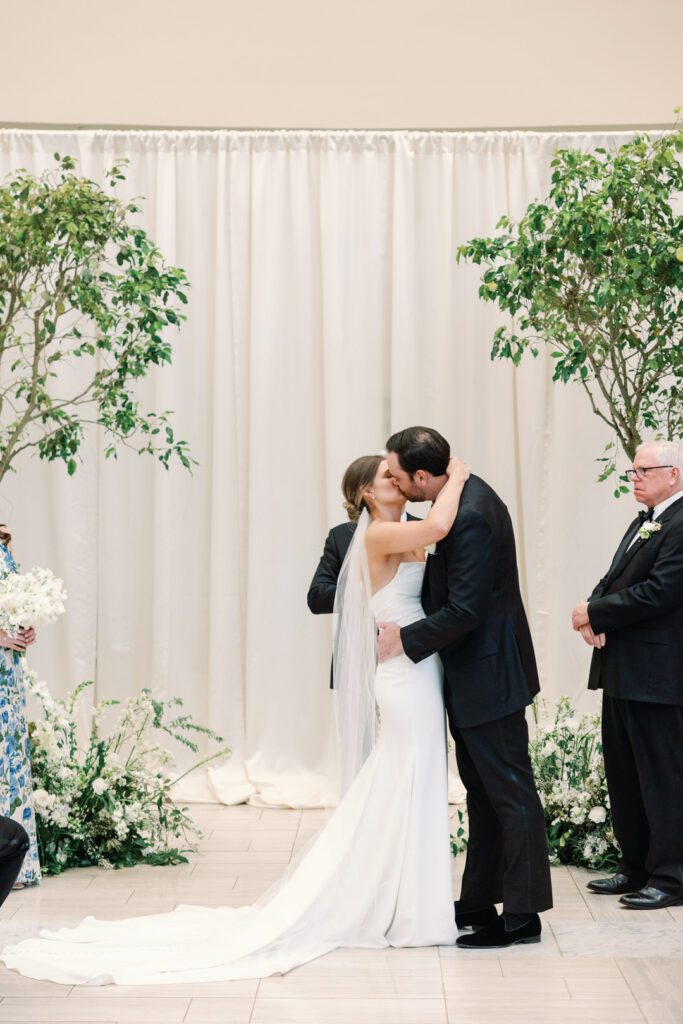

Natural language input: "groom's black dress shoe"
[456,914,541,949]
[586,873,646,896]
[454,901,499,930]
[619,886,683,910]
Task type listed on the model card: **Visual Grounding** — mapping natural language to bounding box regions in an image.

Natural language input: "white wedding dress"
[1,561,456,985]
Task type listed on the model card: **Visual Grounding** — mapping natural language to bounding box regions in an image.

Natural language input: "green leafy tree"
[0,155,193,484]
[457,123,683,493]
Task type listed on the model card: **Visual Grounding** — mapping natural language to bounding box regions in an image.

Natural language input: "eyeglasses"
[626,465,674,481]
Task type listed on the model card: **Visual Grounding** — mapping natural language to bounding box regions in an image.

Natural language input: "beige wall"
[1,0,682,129]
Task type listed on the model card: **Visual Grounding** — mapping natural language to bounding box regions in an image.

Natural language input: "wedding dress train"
[1,561,456,984]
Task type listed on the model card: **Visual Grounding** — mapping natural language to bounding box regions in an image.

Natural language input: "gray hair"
[635,439,683,474]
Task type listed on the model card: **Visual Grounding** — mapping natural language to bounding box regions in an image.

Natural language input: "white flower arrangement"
[637,520,662,541]
[27,674,230,875]
[450,697,619,871]
[529,696,619,870]
[0,566,67,636]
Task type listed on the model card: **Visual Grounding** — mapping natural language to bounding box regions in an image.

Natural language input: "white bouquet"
[0,566,67,637]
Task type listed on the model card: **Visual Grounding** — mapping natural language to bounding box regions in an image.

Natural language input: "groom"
[379,426,552,948]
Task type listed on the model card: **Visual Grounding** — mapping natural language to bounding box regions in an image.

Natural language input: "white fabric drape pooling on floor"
[0,129,639,806]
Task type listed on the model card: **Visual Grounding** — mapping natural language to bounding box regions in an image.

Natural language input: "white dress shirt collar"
[652,489,683,520]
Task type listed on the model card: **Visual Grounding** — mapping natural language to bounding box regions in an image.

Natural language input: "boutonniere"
[638,520,662,541]
[425,543,437,556]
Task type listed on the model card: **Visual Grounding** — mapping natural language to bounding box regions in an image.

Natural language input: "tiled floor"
[0,804,681,1023]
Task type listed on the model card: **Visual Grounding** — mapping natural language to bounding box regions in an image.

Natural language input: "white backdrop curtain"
[0,129,639,806]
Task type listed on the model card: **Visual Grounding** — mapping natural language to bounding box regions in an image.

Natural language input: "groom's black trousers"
[451,709,553,914]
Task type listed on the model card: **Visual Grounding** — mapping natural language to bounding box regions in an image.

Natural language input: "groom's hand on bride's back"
[377,622,403,662]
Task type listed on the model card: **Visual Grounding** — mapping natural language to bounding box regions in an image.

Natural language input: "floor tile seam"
[544,919,566,955]
[614,959,648,1023]
[438,945,504,976]
[181,986,192,1023]
[288,811,305,866]
[247,978,261,1024]
[437,947,451,1024]
[252,995,458,1001]
[0,994,193,1004]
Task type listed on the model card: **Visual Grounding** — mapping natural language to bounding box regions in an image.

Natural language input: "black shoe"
[456,914,541,949]
[586,873,646,896]
[619,886,683,910]
[454,901,499,930]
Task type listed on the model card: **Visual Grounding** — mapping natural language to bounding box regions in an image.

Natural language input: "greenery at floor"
[27,675,228,875]
[451,697,619,871]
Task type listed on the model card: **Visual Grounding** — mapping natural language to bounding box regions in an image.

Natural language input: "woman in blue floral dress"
[0,526,41,887]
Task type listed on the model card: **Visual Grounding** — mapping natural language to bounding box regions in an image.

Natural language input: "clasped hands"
[0,626,36,653]
[571,601,606,649]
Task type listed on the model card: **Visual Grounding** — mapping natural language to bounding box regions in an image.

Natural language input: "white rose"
[31,788,56,815]
[588,806,607,824]
[52,807,71,828]
[91,777,109,796]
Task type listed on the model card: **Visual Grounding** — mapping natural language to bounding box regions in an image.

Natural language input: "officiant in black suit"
[307,521,356,618]
[378,426,552,949]
[572,440,683,911]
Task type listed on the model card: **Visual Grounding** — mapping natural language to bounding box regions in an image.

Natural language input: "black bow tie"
[638,507,655,523]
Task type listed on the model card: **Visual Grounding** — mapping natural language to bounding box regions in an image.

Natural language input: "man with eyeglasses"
[571,440,683,910]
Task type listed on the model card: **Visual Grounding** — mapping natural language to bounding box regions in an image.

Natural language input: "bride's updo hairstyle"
[341,455,382,522]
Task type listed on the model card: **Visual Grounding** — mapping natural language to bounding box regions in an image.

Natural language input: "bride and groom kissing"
[309,425,552,952]
[1,425,552,986]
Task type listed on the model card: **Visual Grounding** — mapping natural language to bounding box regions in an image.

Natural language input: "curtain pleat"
[0,129,638,805]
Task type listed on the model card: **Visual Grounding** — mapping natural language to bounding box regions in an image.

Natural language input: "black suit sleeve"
[589,574,609,601]
[401,510,496,663]
[588,520,683,633]
[307,530,342,614]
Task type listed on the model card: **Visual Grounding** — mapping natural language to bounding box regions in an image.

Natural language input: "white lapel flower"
[425,542,437,556]
[637,520,662,541]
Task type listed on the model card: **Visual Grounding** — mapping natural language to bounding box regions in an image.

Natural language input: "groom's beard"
[398,485,426,502]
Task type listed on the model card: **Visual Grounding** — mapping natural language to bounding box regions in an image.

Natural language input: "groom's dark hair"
[386,427,450,477]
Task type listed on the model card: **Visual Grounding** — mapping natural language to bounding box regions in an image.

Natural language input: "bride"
[1,453,469,985]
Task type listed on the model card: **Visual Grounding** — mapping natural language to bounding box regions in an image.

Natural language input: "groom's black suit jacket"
[401,474,539,729]
[587,496,683,705]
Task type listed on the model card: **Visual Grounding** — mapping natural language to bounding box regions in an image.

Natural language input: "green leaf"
[458,126,683,490]
[0,156,192,482]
